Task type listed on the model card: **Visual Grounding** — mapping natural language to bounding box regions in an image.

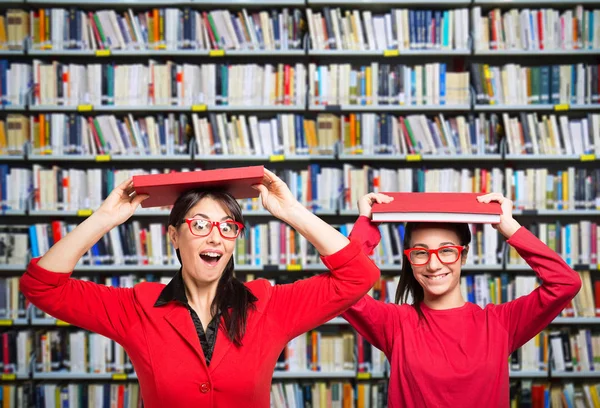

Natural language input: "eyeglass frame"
[403,245,466,266]
[183,218,244,240]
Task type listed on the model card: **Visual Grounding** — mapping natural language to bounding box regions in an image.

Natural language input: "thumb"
[252,184,268,197]
[132,194,149,207]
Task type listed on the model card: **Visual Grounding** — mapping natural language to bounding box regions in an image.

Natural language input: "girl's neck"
[423,287,466,310]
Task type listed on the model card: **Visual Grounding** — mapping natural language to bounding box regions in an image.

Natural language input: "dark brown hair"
[395,222,471,319]
[168,189,257,347]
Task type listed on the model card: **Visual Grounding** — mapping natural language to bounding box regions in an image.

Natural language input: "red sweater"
[343,216,582,408]
[20,238,380,408]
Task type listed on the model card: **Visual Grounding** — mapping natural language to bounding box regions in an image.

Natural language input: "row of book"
[508,222,600,271]
[3,112,600,158]
[307,8,469,51]
[471,63,600,106]
[34,330,131,374]
[0,278,24,320]
[11,327,379,376]
[27,8,305,51]
[502,112,600,156]
[2,165,599,213]
[0,381,392,408]
[462,270,598,321]
[511,381,600,408]
[342,166,600,211]
[37,384,141,408]
[3,112,336,158]
[337,112,599,157]
[11,381,600,408]
[15,320,600,378]
[472,6,600,51]
[3,219,599,271]
[5,6,600,53]
[309,63,469,107]
[19,164,338,212]
[549,328,600,374]
[5,60,600,108]
[271,381,388,408]
[27,60,308,107]
[0,222,498,269]
[505,167,600,210]
[21,311,600,378]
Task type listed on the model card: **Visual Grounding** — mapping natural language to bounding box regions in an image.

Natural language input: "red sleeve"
[341,215,401,356]
[266,237,380,340]
[349,215,382,255]
[342,295,405,357]
[490,227,582,354]
[19,258,140,346]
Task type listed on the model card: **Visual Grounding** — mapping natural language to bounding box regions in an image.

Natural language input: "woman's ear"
[168,225,179,249]
[461,245,469,265]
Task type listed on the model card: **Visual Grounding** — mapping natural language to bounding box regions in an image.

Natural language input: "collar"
[154,268,188,307]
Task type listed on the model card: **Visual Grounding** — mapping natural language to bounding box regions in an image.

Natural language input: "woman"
[20,168,380,407]
[343,192,581,407]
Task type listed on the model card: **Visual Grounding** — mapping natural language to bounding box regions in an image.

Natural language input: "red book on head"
[371,192,502,223]
[133,165,264,208]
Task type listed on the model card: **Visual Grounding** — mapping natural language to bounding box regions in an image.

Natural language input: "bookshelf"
[0,0,599,406]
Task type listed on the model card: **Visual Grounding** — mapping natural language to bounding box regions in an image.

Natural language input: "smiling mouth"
[425,272,450,281]
[200,252,222,266]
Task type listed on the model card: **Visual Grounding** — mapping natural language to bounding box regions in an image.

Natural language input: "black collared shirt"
[154,270,220,366]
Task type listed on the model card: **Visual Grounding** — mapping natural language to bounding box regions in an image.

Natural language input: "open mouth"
[425,272,450,281]
[199,251,222,266]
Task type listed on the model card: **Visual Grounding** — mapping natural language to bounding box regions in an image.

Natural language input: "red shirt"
[343,216,582,408]
[20,238,380,408]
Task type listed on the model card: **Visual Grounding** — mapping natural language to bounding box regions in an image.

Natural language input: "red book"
[371,192,502,223]
[133,165,264,208]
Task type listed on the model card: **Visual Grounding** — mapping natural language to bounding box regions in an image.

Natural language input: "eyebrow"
[411,241,457,248]
[191,213,233,221]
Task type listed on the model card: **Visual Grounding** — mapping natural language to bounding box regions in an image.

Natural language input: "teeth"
[201,252,221,258]
[429,273,449,280]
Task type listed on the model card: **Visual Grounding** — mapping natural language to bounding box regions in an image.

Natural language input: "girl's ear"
[461,245,469,265]
[168,225,179,249]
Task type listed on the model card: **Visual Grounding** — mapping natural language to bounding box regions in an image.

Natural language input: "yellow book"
[483,64,494,104]
[357,384,365,408]
[319,382,327,407]
[0,16,6,49]
[589,385,600,407]
[0,120,6,153]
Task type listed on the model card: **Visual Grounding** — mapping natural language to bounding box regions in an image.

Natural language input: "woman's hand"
[96,178,149,229]
[476,192,521,238]
[358,192,394,219]
[252,168,298,221]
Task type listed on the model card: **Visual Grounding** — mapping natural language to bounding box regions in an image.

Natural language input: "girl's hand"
[96,178,149,228]
[476,192,521,238]
[252,168,298,221]
[358,193,394,219]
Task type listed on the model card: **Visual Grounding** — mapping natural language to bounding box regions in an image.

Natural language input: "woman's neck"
[182,274,219,326]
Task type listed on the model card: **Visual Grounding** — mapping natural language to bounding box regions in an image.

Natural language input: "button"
[200,382,211,393]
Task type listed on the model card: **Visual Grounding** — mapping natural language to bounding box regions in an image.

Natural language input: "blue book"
[29,225,39,258]
[439,63,446,105]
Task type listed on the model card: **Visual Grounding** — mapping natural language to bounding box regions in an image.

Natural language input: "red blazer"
[20,238,379,408]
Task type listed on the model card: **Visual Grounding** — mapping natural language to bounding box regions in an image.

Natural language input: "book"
[132,165,264,208]
[371,192,502,223]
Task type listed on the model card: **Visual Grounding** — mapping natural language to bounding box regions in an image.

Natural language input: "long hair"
[168,189,257,347]
[395,222,471,319]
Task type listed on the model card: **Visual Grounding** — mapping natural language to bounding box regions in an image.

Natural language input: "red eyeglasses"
[184,218,244,239]
[403,245,465,266]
